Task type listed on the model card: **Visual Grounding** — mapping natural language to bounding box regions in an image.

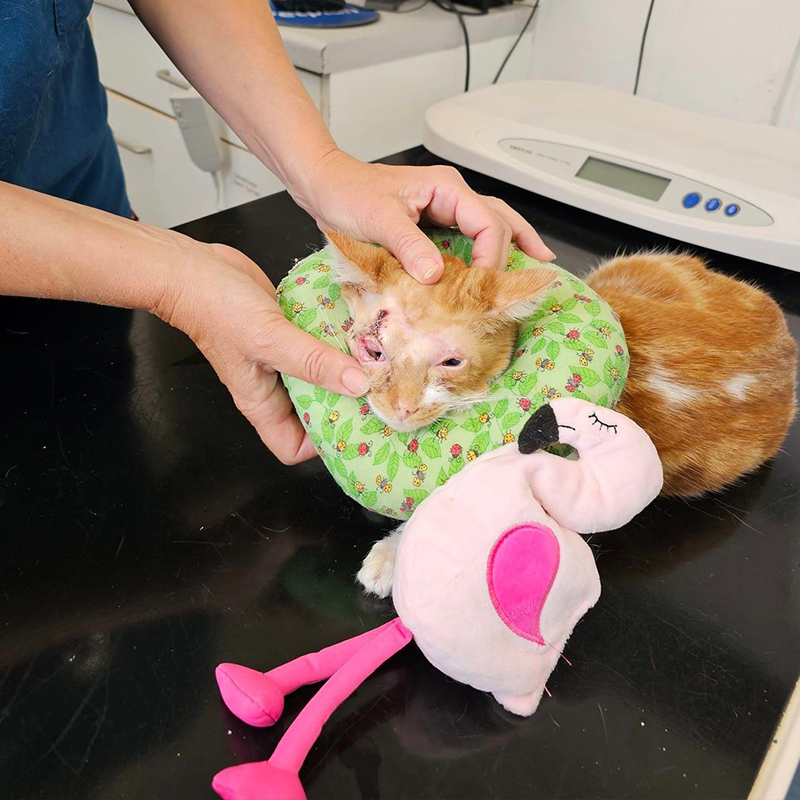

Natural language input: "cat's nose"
[394,404,419,421]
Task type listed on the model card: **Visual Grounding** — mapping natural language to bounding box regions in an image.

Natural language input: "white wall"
[527,0,800,128]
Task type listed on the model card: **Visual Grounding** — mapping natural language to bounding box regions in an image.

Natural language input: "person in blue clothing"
[1,0,554,464]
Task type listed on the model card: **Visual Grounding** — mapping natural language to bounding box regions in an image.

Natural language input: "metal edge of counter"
[750,674,800,800]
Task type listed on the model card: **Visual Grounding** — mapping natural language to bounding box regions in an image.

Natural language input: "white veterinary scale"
[424,81,800,271]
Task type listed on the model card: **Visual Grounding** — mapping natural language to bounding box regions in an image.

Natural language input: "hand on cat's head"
[299,154,555,283]
[327,231,557,432]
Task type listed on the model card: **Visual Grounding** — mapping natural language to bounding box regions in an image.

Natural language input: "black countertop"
[2,147,799,800]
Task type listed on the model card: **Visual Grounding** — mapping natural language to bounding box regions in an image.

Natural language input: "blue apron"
[0,0,131,217]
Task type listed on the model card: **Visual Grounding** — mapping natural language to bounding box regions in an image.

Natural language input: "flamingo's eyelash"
[589,412,618,434]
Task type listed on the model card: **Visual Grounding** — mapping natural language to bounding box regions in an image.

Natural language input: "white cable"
[212,170,225,211]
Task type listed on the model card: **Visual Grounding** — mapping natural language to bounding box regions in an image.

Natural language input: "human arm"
[0,181,369,463]
[127,0,556,282]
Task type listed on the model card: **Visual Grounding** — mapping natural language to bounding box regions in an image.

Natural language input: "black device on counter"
[270,0,379,27]
[452,0,513,10]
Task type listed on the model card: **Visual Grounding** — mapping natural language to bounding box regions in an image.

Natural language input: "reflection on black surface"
[1,148,799,800]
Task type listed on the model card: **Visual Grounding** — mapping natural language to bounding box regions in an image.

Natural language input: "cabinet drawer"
[107,91,216,226]
[223,145,286,212]
[92,3,323,148]
[107,91,284,228]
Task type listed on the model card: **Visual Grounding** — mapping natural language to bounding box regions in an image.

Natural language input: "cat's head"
[326,231,557,432]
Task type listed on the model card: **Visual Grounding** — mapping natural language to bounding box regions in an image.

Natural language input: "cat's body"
[585,252,797,497]
[345,242,797,598]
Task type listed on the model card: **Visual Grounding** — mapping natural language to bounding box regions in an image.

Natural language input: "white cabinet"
[92,2,314,227]
[91,2,322,149]
[107,91,283,227]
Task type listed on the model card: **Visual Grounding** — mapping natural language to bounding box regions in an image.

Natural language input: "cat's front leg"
[356,525,405,598]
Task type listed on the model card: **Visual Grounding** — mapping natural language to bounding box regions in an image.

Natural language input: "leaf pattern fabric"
[277,230,628,519]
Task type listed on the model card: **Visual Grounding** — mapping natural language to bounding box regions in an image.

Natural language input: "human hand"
[292,149,555,284]
[156,241,369,465]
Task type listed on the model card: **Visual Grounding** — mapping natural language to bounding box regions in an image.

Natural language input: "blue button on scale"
[705,198,721,211]
[725,203,740,217]
[683,192,701,208]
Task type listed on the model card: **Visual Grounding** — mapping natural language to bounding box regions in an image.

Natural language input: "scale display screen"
[576,156,671,201]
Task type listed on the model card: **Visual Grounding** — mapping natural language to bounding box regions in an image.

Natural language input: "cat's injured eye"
[366,347,383,361]
[441,358,463,368]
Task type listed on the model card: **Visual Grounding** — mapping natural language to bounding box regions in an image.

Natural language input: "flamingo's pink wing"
[486,523,560,645]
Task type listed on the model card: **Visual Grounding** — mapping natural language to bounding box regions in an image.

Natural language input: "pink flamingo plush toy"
[213,398,663,800]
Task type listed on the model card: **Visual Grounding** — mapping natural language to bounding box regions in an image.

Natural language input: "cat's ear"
[487,269,559,320]
[325,230,385,293]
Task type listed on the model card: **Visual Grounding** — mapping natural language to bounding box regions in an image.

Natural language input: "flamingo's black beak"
[518,403,559,455]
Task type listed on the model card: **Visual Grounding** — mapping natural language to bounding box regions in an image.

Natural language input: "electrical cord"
[430,0,485,19]
[493,0,539,84]
[212,170,225,211]
[633,0,656,95]
[430,0,486,93]
[454,7,471,92]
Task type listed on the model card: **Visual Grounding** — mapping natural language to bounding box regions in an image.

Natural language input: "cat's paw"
[356,531,401,598]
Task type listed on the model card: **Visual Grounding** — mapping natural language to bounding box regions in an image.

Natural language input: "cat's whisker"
[317,301,352,354]
[444,392,497,413]
[446,395,489,409]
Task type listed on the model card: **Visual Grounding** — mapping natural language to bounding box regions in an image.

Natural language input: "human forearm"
[126,0,555,281]
[127,0,335,201]
[0,180,369,463]
[0,181,188,311]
